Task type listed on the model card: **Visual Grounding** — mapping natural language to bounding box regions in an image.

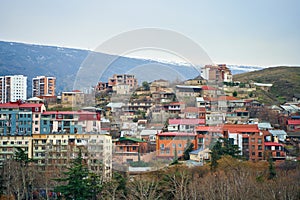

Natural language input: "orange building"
[156,132,197,158]
[223,124,264,161]
[32,76,56,97]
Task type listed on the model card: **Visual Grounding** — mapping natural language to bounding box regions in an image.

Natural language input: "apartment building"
[108,74,137,90]
[223,124,264,162]
[32,133,112,179]
[32,76,56,97]
[0,102,46,136]
[0,75,27,103]
[156,132,197,158]
[0,135,32,165]
[40,111,101,134]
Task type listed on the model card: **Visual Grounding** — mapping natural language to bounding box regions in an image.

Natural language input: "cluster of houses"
[0,64,299,175]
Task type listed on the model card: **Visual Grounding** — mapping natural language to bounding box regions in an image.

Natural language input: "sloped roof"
[119,137,145,143]
[258,122,273,130]
[169,118,205,125]
[157,132,197,136]
[201,85,216,90]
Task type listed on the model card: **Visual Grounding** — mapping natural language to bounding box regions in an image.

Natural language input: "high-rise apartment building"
[32,76,56,97]
[0,75,27,103]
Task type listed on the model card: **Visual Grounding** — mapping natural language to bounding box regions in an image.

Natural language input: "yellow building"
[61,90,84,106]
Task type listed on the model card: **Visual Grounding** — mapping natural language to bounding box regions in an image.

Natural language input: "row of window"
[2,141,28,145]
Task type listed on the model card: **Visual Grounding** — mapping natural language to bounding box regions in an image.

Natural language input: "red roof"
[0,102,20,108]
[42,111,97,115]
[202,85,216,90]
[169,118,205,125]
[288,120,300,125]
[207,96,240,101]
[169,102,185,105]
[158,132,197,136]
[223,124,259,133]
[195,126,223,132]
[0,102,44,109]
[20,103,44,108]
[264,142,283,147]
[183,107,206,113]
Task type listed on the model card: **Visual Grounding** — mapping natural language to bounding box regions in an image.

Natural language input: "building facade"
[0,75,27,103]
[32,76,56,97]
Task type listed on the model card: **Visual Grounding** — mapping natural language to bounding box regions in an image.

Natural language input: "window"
[258,152,262,157]
[178,144,182,148]
[252,152,255,156]
[258,139,262,144]
[160,144,165,150]
[276,152,280,157]
[258,145,262,150]
[35,121,38,125]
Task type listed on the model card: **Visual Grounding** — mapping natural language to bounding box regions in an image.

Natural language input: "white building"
[0,75,27,103]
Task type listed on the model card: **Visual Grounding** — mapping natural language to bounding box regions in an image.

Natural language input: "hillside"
[0,41,265,96]
[0,41,200,95]
[234,66,300,105]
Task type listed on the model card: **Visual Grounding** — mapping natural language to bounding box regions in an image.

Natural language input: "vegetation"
[54,150,102,200]
[1,152,299,199]
[234,66,300,105]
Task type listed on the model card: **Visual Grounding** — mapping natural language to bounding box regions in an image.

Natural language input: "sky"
[0,0,299,66]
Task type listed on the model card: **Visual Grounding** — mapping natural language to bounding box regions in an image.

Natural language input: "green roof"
[119,137,145,143]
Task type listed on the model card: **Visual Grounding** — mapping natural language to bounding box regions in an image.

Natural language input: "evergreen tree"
[171,147,179,165]
[54,150,101,200]
[209,138,241,171]
[268,157,276,180]
[183,139,194,160]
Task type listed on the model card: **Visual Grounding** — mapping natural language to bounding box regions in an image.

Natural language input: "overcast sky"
[0,0,299,66]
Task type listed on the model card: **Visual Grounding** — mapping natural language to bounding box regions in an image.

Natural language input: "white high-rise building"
[0,75,27,103]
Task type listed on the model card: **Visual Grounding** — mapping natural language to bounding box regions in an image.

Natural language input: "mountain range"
[0,41,265,96]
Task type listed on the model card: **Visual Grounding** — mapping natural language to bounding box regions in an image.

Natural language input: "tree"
[268,158,276,180]
[171,147,179,165]
[209,138,241,171]
[54,150,101,200]
[183,140,194,160]
[142,81,150,91]
[232,91,238,97]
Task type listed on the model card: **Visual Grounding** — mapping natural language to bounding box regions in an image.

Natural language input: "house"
[156,132,197,158]
[182,107,206,119]
[226,110,249,124]
[189,148,211,164]
[201,85,217,98]
[61,90,84,105]
[168,118,205,132]
[264,142,286,162]
[114,137,148,163]
[258,122,273,130]
[175,85,202,98]
[164,102,185,116]
[268,130,287,142]
[287,116,300,132]
[195,126,223,149]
